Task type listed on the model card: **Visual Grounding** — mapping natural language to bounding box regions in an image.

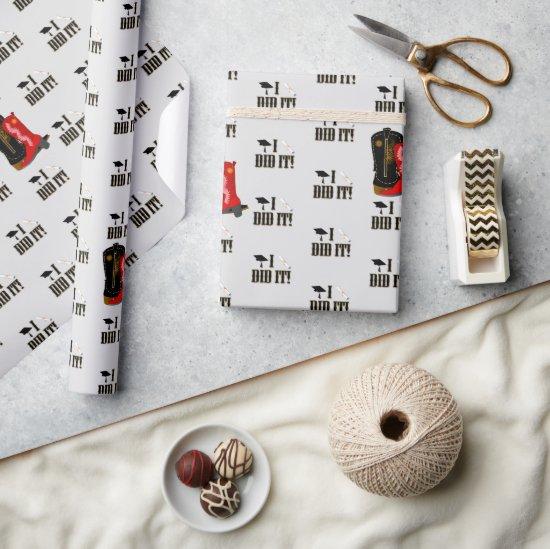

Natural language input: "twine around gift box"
[328,363,463,497]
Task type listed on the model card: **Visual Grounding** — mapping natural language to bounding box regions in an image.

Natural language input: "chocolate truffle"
[175,450,213,488]
[200,478,240,519]
[213,437,253,480]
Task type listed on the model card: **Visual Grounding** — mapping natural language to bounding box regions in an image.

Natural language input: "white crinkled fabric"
[0,283,549,548]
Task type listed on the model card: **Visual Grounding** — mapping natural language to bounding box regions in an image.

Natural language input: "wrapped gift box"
[220,71,405,312]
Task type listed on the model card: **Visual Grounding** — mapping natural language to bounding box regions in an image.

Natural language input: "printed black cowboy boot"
[371,127,403,196]
[103,243,126,305]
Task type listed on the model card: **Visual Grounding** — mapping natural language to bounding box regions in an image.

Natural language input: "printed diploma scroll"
[68,1,141,395]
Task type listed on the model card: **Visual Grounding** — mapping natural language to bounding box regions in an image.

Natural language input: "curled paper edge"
[156,89,190,216]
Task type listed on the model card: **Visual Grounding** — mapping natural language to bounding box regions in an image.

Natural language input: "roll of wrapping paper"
[68,1,141,395]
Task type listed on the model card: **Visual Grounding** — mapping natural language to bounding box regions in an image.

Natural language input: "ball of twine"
[329,363,463,497]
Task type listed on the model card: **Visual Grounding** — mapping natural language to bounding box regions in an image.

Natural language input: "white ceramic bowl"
[162,424,271,533]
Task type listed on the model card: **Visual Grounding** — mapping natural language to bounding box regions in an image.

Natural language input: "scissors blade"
[354,15,412,44]
[350,14,413,60]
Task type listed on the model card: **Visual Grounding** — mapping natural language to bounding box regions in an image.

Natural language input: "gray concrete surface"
[1,0,548,458]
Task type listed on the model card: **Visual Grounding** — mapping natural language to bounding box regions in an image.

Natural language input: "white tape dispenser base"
[444,149,510,285]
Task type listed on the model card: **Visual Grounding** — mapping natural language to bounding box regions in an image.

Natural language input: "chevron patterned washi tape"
[462,149,500,258]
[464,206,500,258]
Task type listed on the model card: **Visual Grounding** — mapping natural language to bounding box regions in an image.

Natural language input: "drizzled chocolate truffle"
[200,478,240,519]
[175,449,213,488]
[213,437,253,480]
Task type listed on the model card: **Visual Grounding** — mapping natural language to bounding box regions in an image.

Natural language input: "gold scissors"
[350,14,512,128]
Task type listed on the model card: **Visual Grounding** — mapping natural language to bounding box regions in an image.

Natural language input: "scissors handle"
[427,37,513,86]
[418,71,492,128]
[408,37,512,128]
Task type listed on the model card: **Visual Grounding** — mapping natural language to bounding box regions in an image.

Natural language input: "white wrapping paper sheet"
[0,0,189,382]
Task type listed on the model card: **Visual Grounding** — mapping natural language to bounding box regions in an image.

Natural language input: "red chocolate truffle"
[175,450,213,487]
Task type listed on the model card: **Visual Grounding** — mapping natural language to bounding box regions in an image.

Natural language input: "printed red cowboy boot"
[1,113,49,170]
[392,142,404,196]
[222,161,248,217]
[0,114,26,168]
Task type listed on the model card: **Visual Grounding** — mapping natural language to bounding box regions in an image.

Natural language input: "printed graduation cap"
[119,55,131,66]
[257,139,271,153]
[113,160,124,171]
[372,258,386,272]
[377,85,391,99]
[6,230,19,239]
[167,88,180,99]
[109,213,123,225]
[100,370,111,381]
[20,326,33,336]
[74,65,87,75]
[143,145,156,155]
[123,3,135,14]
[259,81,273,95]
[41,270,54,280]
[17,80,29,90]
[314,228,328,241]
[116,107,128,119]
[63,215,77,224]
[315,170,330,183]
[39,26,53,36]
[29,175,41,184]
[52,120,65,129]
[312,285,326,299]
[373,201,388,215]
[255,197,270,210]
[103,318,115,329]
[138,49,147,59]
[254,254,268,268]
